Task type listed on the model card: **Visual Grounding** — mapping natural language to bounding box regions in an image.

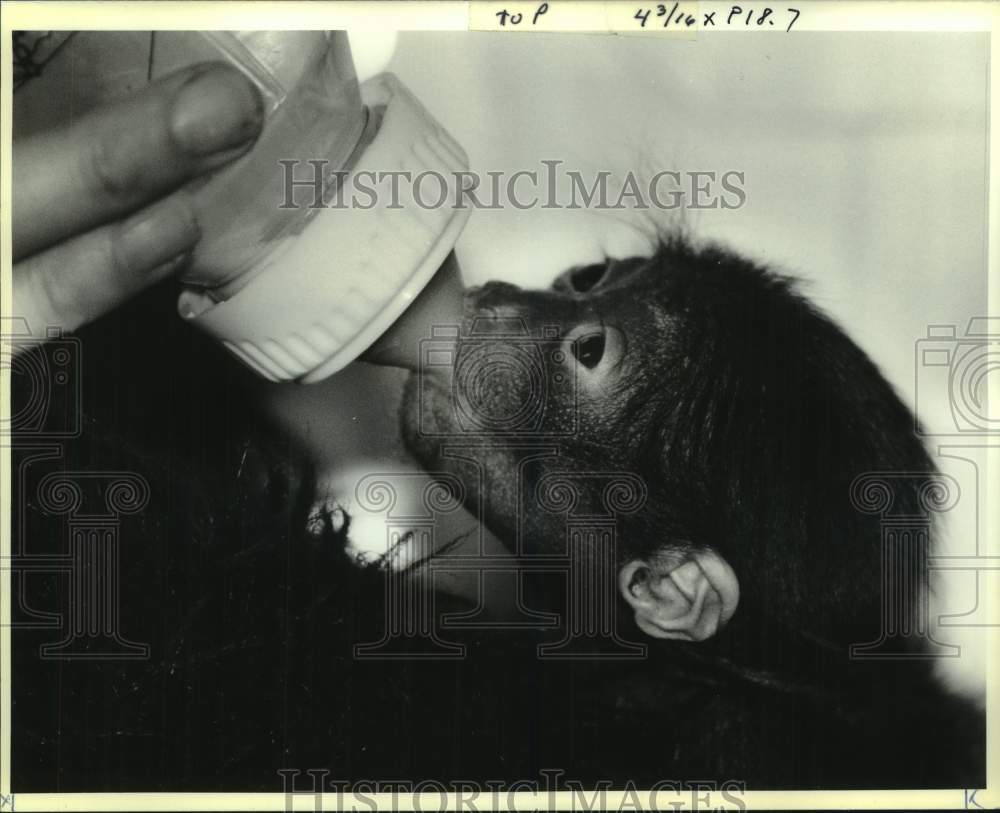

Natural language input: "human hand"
[12,63,264,343]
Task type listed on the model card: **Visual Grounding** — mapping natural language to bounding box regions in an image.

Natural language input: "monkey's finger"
[13,62,263,260]
[12,193,200,340]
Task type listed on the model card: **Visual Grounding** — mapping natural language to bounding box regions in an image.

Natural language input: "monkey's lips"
[400,366,452,465]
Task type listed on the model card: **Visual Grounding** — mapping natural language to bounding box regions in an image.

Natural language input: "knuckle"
[86,132,138,203]
[35,256,84,330]
[104,222,138,286]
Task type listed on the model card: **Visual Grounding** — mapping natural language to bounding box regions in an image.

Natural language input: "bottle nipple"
[360,251,465,371]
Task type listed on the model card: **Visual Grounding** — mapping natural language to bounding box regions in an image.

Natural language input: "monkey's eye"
[564,324,624,381]
[572,332,606,369]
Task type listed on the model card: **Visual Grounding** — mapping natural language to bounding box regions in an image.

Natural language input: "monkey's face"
[399,250,745,642]
[400,254,678,552]
[398,234,933,646]
[401,237,930,645]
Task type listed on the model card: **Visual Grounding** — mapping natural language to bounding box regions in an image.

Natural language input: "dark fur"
[400,234,984,785]
[11,241,983,790]
[403,235,932,649]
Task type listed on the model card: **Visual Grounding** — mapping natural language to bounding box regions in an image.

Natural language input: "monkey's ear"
[618,550,739,641]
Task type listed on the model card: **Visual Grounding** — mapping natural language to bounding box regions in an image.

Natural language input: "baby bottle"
[13,30,469,381]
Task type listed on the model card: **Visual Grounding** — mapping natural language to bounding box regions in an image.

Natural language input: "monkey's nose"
[553,263,608,294]
[469,280,522,308]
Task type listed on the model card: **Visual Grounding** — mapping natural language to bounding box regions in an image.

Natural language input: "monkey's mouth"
[406,360,453,406]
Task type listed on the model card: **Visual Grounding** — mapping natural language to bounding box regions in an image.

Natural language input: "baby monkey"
[401,234,937,654]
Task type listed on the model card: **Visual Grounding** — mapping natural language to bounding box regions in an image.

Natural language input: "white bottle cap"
[178,73,470,383]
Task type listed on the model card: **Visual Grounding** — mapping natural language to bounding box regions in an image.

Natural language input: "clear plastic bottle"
[14,31,470,382]
[15,31,369,297]
[166,32,371,298]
